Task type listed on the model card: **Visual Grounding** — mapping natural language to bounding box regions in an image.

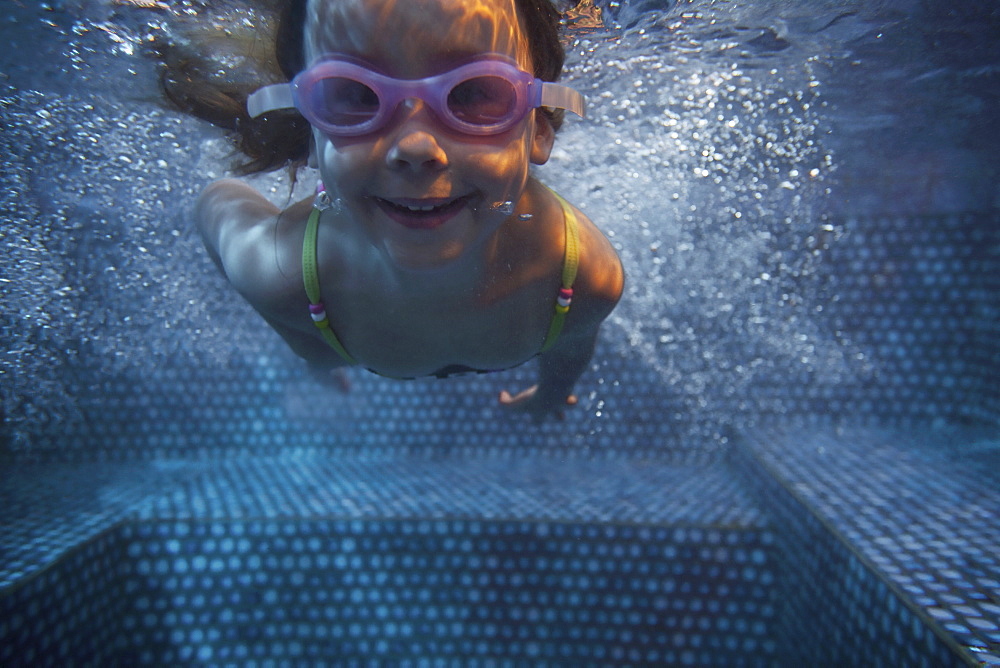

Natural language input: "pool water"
[1,0,998,665]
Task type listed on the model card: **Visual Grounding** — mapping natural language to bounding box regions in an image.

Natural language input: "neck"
[381,226,507,301]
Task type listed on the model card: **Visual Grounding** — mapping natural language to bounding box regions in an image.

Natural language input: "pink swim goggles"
[247,53,585,137]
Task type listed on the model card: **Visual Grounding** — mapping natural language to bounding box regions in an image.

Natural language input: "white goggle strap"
[539,82,586,118]
[247,84,295,118]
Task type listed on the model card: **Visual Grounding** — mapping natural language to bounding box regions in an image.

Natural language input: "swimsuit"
[302,190,580,379]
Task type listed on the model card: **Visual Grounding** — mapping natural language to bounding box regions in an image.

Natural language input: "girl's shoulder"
[196,179,311,319]
[493,181,622,326]
[546,188,624,327]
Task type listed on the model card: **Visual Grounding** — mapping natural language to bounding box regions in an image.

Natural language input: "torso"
[259,179,572,378]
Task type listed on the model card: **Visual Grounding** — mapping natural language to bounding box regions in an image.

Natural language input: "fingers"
[307,365,352,393]
[334,368,352,392]
[498,385,537,407]
[498,386,579,421]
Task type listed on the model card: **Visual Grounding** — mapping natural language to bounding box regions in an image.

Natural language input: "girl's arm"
[196,179,314,318]
[500,209,624,420]
[195,179,281,290]
[196,179,354,372]
[498,323,598,419]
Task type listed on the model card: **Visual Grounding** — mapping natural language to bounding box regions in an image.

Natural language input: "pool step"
[1,441,986,666]
[3,455,778,665]
[734,425,996,667]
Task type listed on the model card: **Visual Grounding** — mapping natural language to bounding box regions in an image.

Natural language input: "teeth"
[382,197,459,214]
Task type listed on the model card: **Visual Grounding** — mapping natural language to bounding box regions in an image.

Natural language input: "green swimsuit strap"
[303,207,357,365]
[540,190,581,352]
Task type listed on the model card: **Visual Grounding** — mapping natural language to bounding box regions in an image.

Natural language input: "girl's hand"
[308,365,352,392]
[498,385,578,422]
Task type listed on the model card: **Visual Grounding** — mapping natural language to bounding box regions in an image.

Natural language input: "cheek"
[458,124,534,172]
[466,137,532,181]
[476,150,529,177]
[316,136,378,185]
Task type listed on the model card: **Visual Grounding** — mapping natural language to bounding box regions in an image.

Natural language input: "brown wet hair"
[156,0,567,174]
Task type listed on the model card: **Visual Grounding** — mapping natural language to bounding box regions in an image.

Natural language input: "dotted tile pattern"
[129,455,765,525]
[0,529,126,668]
[0,461,200,589]
[0,456,763,589]
[19,349,731,462]
[0,520,780,666]
[111,520,777,665]
[737,426,999,666]
[817,211,1000,427]
[1,456,783,666]
[981,217,1000,424]
[3,445,982,666]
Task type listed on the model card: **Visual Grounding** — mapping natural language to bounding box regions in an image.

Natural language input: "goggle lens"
[446,75,519,127]
[308,77,380,128]
[306,71,522,134]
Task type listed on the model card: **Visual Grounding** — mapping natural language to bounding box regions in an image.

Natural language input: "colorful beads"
[309,302,328,324]
[557,287,573,308]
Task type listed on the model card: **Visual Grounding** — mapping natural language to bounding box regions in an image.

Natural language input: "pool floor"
[1,424,993,665]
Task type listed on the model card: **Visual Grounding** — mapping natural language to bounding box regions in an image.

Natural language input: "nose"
[385,100,449,173]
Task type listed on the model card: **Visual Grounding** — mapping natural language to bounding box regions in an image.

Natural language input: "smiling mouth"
[376,196,471,230]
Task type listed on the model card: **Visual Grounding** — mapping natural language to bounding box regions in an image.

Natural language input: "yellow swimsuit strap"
[303,207,357,365]
[540,190,581,352]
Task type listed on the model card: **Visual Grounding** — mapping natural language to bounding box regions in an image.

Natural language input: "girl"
[174,0,623,419]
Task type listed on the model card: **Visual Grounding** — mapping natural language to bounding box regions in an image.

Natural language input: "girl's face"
[304,0,554,271]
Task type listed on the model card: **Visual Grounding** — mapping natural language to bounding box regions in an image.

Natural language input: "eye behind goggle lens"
[298,67,528,136]
[309,76,381,129]
[447,75,519,128]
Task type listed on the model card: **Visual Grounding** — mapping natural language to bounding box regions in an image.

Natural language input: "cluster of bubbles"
[1,1,288,447]
[7,0,982,450]
[545,4,875,435]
